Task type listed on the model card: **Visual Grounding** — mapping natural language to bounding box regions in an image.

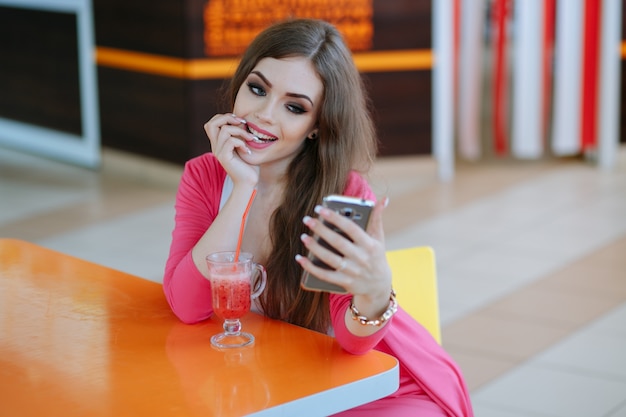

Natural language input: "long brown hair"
[225,19,377,332]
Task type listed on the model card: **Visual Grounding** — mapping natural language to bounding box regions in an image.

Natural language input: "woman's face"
[233,56,323,171]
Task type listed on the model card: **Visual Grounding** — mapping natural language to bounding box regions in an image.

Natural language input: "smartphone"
[300,195,375,293]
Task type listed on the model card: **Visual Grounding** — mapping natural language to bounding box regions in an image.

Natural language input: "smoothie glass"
[207,251,267,349]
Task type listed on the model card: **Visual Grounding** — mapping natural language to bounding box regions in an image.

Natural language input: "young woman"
[164,18,473,416]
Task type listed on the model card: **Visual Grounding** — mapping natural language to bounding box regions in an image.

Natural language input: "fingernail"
[295,254,303,261]
[300,233,309,242]
[314,205,323,215]
[231,113,247,124]
[302,216,312,225]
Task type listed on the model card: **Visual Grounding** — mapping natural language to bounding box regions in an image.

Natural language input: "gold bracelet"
[349,289,398,326]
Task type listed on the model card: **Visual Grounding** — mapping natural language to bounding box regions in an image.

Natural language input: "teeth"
[248,126,276,142]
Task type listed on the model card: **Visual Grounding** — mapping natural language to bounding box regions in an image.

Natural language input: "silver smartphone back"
[300,195,374,293]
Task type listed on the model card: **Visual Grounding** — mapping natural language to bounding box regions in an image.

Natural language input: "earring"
[308,132,318,140]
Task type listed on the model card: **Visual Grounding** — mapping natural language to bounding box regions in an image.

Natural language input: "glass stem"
[223,319,242,336]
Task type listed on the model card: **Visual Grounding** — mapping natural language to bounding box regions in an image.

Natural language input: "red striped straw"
[234,189,257,262]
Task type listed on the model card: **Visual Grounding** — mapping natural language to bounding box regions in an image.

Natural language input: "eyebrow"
[250,70,315,106]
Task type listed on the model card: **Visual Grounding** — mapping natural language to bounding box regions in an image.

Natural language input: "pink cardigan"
[164,153,473,416]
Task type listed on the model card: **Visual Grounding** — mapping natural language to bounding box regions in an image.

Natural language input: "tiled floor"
[2,145,625,416]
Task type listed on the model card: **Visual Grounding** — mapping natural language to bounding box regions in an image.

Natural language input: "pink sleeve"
[343,171,376,202]
[329,172,389,354]
[163,154,227,323]
[330,293,392,354]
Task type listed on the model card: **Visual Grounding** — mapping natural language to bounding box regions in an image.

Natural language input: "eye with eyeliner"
[247,82,266,97]
[287,103,307,114]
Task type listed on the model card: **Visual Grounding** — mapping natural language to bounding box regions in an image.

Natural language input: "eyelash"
[246,82,307,115]
[247,82,265,97]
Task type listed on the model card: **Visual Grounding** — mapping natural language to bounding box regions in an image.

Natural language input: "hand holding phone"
[300,195,374,293]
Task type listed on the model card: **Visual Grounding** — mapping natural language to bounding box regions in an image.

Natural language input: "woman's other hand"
[297,197,392,333]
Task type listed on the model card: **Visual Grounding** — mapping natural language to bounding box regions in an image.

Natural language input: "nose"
[254,100,277,124]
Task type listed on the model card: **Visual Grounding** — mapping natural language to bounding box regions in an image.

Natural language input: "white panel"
[432,0,455,181]
[511,0,544,159]
[551,0,584,156]
[597,0,622,170]
[458,0,487,160]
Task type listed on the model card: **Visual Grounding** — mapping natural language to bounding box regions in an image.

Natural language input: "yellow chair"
[386,246,441,344]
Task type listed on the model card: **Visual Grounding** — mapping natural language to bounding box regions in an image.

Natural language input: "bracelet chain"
[349,289,398,327]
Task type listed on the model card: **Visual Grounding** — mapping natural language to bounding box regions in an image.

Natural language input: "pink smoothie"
[211,276,251,320]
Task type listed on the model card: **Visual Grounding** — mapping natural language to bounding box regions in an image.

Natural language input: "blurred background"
[1,1,625,416]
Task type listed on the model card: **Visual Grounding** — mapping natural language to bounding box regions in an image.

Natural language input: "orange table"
[0,239,398,416]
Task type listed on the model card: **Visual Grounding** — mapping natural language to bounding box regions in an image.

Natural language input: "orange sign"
[204,0,374,57]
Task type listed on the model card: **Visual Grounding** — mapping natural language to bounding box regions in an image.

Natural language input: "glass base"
[211,331,255,349]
